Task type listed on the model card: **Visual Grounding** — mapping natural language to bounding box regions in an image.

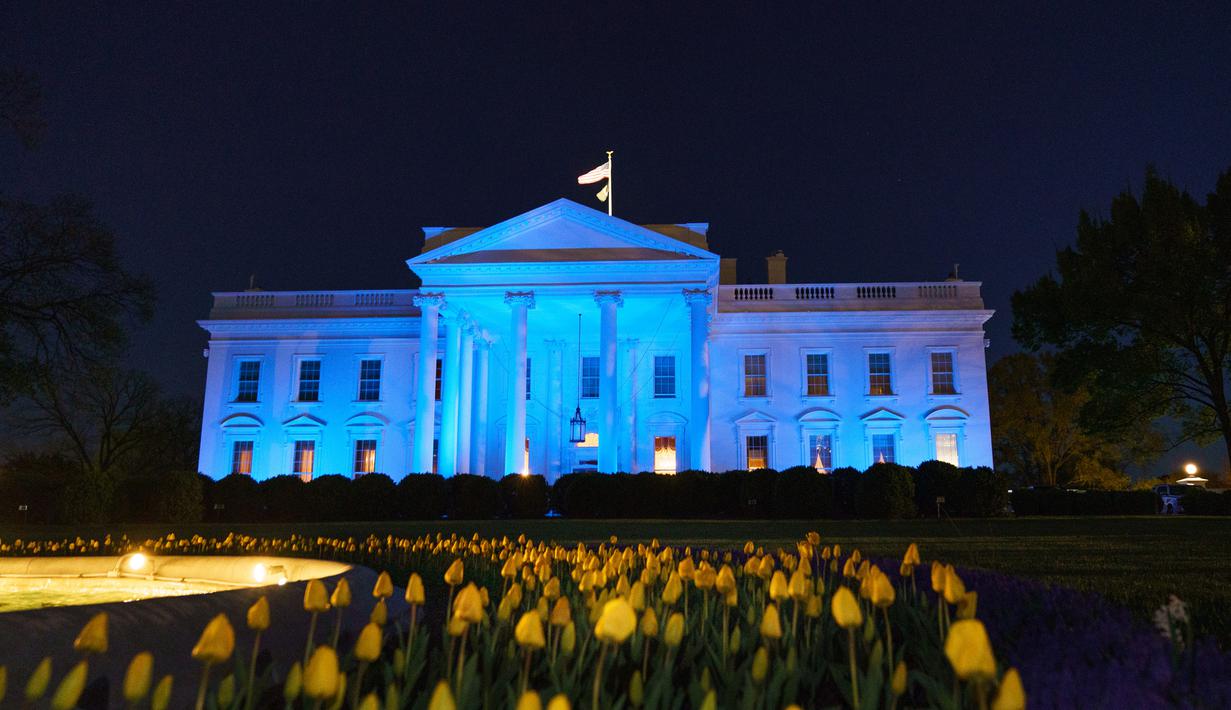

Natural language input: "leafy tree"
[1013,167,1231,472]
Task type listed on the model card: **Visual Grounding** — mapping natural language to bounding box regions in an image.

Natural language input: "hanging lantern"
[569,406,587,443]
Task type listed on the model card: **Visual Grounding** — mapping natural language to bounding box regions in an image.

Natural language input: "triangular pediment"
[859,407,905,422]
[409,199,717,268]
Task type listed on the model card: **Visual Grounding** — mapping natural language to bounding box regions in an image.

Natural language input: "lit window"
[744,354,767,397]
[654,356,676,398]
[526,358,532,401]
[358,359,382,401]
[434,359,442,401]
[580,357,599,398]
[935,433,959,466]
[868,353,893,396]
[931,352,957,395]
[746,435,769,469]
[231,441,253,475]
[235,361,260,402]
[293,440,315,476]
[805,353,830,396]
[808,433,833,472]
[872,434,896,464]
[354,439,377,474]
[654,436,677,473]
[297,360,321,402]
[576,432,599,448]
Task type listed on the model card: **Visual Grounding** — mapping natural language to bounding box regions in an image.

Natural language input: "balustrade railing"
[721,281,982,309]
[212,290,416,316]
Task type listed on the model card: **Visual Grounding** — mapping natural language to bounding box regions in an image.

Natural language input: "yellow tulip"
[50,661,88,710]
[751,646,769,683]
[957,591,978,620]
[151,675,173,710]
[768,571,789,601]
[892,660,907,695]
[661,573,683,604]
[515,610,547,649]
[594,597,637,644]
[842,557,857,578]
[122,652,153,702]
[332,578,353,608]
[756,556,775,580]
[192,614,235,665]
[304,579,331,613]
[515,690,543,710]
[831,586,863,629]
[372,571,393,599]
[640,607,659,638]
[453,583,484,624]
[677,557,695,581]
[788,568,810,601]
[284,661,303,699]
[699,688,716,710]
[371,598,388,626]
[944,619,996,680]
[358,692,381,710]
[405,573,426,605]
[760,603,783,640]
[904,542,921,566]
[444,559,465,586]
[248,596,271,631]
[542,576,561,600]
[561,621,577,655]
[804,594,822,618]
[664,612,685,647]
[303,646,340,699]
[546,693,572,710]
[715,565,736,595]
[943,565,966,605]
[930,561,945,593]
[628,580,647,610]
[428,680,456,710]
[743,541,756,554]
[550,597,572,627]
[992,668,1026,710]
[73,612,108,654]
[355,622,383,662]
[25,657,51,701]
[870,571,896,608]
[695,567,716,591]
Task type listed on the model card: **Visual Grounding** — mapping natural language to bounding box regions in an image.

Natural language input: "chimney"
[720,258,738,285]
[766,250,788,284]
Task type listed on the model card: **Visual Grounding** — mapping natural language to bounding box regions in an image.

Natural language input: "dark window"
[581,356,599,398]
[297,360,321,402]
[236,361,260,402]
[358,359,382,401]
[744,354,767,397]
[868,353,893,396]
[805,353,830,396]
[654,356,676,398]
[931,352,957,394]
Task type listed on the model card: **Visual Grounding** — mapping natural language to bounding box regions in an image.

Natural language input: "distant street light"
[1184,462,1198,476]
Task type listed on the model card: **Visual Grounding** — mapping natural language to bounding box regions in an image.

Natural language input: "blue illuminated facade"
[197,199,994,480]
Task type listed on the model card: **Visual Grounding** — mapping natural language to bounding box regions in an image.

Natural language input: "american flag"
[577,160,611,185]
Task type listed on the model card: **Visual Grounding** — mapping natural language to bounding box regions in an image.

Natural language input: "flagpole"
[606,150,613,216]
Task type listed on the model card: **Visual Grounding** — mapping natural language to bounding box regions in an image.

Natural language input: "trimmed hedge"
[1010,488,1157,515]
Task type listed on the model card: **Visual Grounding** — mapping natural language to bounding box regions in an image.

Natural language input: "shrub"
[1179,489,1231,515]
[259,475,309,522]
[829,467,862,517]
[554,473,612,518]
[396,473,447,519]
[151,470,205,523]
[772,466,834,518]
[351,473,398,520]
[914,460,962,517]
[857,463,917,519]
[60,471,115,524]
[669,470,725,518]
[500,474,549,518]
[1010,487,1156,515]
[955,466,1011,517]
[447,474,501,519]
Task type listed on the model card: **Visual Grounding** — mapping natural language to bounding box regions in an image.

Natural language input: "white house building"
[197,198,994,481]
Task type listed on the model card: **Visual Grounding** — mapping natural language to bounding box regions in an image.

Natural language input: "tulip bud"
[25,657,52,701]
[453,583,484,624]
[629,581,647,610]
[444,559,465,586]
[930,561,945,593]
[561,621,576,655]
[332,578,353,608]
[355,622,383,662]
[760,603,783,640]
[515,610,546,649]
[248,596,271,631]
[405,573,426,605]
[543,576,561,600]
[768,571,789,601]
[751,646,769,683]
[756,556,775,580]
[371,598,389,626]
[428,680,456,710]
[192,613,236,665]
[944,619,996,680]
[664,612,685,647]
[218,673,236,707]
[699,688,716,710]
[284,662,303,700]
[595,597,636,643]
[868,639,884,670]
[715,565,736,595]
[516,690,543,710]
[870,571,896,608]
[50,661,88,710]
[393,648,406,679]
[788,568,809,601]
[151,675,173,710]
[304,646,340,700]
[662,573,683,605]
[904,542,921,566]
[640,607,659,638]
[358,692,381,710]
[73,612,108,654]
[122,652,153,703]
[546,693,572,710]
[992,668,1025,710]
[304,579,331,613]
[892,661,907,696]
[830,586,863,629]
[629,669,645,706]
[447,617,469,637]
[957,591,978,620]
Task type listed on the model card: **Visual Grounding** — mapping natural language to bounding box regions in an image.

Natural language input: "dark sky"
[3,3,1230,470]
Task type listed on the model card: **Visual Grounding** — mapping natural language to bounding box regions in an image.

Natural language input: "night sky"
[3,3,1230,470]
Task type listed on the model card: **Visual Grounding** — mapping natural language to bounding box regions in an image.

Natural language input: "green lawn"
[4,516,1230,645]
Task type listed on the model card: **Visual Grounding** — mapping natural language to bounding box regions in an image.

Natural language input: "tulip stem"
[352,661,368,709]
[721,605,729,663]
[455,629,467,700]
[330,608,343,649]
[591,642,609,710]
[641,636,649,680]
[882,607,894,672]
[195,664,211,710]
[975,680,989,710]
[520,649,532,695]
[304,611,319,666]
[847,628,860,708]
[245,631,262,710]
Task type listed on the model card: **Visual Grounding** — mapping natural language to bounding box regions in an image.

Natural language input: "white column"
[412,293,444,473]
[684,288,712,471]
[474,337,491,477]
[504,291,535,475]
[620,338,639,472]
[595,290,623,473]
[456,322,476,473]
[546,340,564,480]
[438,315,463,477]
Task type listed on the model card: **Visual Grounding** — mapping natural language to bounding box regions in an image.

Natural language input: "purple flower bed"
[943,566,1231,708]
